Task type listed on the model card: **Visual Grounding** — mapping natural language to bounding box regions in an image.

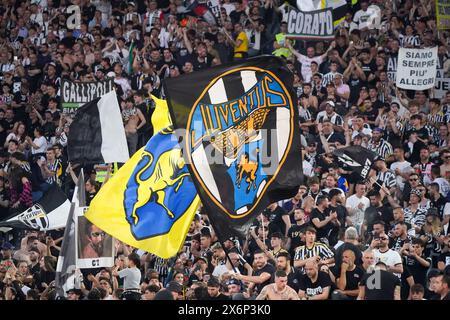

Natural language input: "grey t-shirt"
[118,267,141,290]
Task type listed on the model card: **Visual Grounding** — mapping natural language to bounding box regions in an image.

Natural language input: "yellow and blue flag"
[85,97,200,259]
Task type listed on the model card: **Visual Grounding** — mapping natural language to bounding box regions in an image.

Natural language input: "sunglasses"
[409,178,418,181]
[91,232,105,237]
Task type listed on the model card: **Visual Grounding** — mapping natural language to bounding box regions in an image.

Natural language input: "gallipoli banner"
[395,47,438,90]
[61,79,114,114]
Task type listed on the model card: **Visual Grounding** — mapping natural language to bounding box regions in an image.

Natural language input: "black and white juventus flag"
[67,90,129,164]
[333,146,377,180]
[164,55,303,239]
[0,185,71,231]
[55,171,85,297]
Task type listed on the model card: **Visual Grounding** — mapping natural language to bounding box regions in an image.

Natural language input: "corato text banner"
[286,6,334,40]
[61,79,114,114]
[437,0,450,30]
[396,47,438,90]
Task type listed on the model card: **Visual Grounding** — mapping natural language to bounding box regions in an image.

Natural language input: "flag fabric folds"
[164,55,303,239]
[67,90,129,164]
[0,185,71,231]
[55,170,85,297]
[332,146,377,180]
[85,98,200,259]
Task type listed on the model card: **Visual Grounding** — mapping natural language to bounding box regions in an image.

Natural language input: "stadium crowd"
[0,0,450,300]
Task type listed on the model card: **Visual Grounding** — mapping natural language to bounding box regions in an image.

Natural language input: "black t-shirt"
[299,271,332,298]
[438,251,450,269]
[254,263,276,294]
[404,255,431,286]
[190,53,213,71]
[0,187,10,220]
[404,127,429,143]
[360,270,400,300]
[86,191,97,206]
[310,208,333,240]
[267,206,289,237]
[430,196,447,220]
[287,223,307,257]
[334,266,365,297]
[286,267,303,293]
[207,293,230,300]
[364,205,394,233]
[329,204,347,230]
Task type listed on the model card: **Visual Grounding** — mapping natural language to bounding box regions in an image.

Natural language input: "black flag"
[333,146,377,180]
[55,170,85,298]
[164,55,303,239]
[67,90,129,164]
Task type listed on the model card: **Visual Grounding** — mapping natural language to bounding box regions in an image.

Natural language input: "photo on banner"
[76,207,114,269]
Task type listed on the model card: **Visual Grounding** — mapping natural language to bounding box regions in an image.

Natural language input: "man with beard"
[362,190,394,238]
[82,222,106,258]
[372,232,403,278]
[233,249,275,295]
[256,270,299,300]
[332,249,365,300]
[390,222,412,253]
[298,260,332,300]
[368,128,393,162]
[286,208,308,258]
[328,189,349,241]
[276,252,302,293]
[310,195,338,244]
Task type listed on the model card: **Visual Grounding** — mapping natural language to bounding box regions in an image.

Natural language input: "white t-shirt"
[31,136,47,154]
[353,5,381,30]
[118,267,141,290]
[433,178,450,197]
[303,160,314,178]
[390,161,412,191]
[373,249,402,278]
[346,194,370,229]
[212,264,229,278]
[298,55,324,83]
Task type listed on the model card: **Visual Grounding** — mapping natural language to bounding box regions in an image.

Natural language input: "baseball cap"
[226,278,241,286]
[1,242,14,250]
[194,256,207,264]
[372,127,384,133]
[325,101,335,107]
[66,288,82,295]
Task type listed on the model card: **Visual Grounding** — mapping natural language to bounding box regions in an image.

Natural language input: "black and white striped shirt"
[321,71,337,87]
[316,111,344,126]
[367,138,393,160]
[376,170,397,189]
[46,159,63,185]
[294,242,334,271]
[427,112,445,126]
[398,34,421,47]
[123,12,142,25]
[404,207,426,229]
[298,106,312,122]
